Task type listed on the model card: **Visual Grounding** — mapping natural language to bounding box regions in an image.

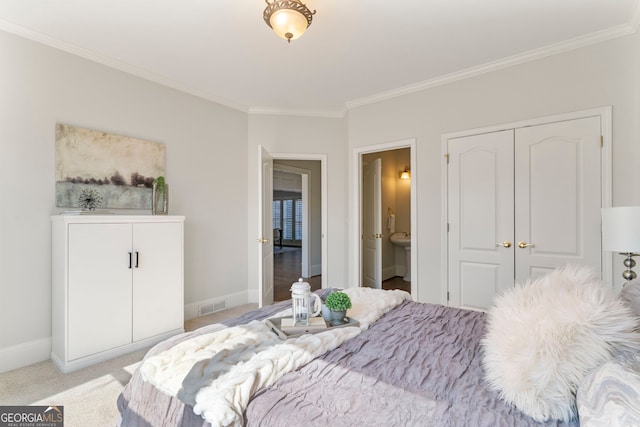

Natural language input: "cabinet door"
[68,223,132,360]
[131,222,183,341]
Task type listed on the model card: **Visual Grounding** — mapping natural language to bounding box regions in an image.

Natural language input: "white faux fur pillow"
[619,278,640,318]
[482,265,640,423]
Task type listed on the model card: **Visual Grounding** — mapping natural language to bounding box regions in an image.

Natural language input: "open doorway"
[272,159,323,301]
[352,138,417,298]
[362,148,411,293]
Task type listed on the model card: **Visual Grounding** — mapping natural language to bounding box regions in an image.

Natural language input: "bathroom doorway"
[272,158,324,301]
[353,139,416,298]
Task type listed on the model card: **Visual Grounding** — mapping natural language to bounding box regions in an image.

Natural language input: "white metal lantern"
[290,278,321,326]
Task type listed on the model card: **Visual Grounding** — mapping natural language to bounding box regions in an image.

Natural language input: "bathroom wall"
[393,148,411,277]
[394,148,411,233]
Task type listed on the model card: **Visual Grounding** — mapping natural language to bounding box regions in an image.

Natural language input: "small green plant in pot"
[324,291,352,326]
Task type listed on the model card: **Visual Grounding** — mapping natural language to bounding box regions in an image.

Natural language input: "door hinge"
[600,135,604,147]
[447,291,450,302]
[447,223,450,232]
[444,153,449,164]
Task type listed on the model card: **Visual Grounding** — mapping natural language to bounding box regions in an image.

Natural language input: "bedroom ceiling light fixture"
[263,0,316,43]
[601,206,640,282]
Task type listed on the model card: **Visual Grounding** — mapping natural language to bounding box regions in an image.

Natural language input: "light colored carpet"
[0,303,258,427]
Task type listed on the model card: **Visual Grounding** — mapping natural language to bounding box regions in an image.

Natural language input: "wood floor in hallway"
[273,247,411,301]
[273,247,321,301]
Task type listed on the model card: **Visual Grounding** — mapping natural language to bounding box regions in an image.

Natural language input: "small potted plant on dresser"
[324,291,352,326]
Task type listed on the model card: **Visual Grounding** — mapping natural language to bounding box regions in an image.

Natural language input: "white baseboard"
[0,337,51,374]
[310,263,322,277]
[248,288,259,304]
[382,266,397,281]
[184,289,250,320]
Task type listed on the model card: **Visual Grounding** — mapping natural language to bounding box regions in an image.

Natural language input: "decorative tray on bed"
[266,316,360,339]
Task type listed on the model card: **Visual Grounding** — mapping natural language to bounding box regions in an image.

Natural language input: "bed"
[117,271,640,427]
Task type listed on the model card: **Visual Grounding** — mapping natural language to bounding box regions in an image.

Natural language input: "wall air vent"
[198,303,214,316]
[213,300,227,312]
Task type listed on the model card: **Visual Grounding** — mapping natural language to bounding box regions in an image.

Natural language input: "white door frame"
[440,106,613,305]
[273,162,311,278]
[272,153,328,287]
[351,138,417,298]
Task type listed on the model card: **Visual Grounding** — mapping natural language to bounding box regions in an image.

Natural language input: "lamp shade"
[269,8,309,41]
[601,206,640,253]
[263,0,315,43]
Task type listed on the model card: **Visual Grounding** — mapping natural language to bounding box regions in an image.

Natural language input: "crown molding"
[0,19,250,114]
[345,22,639,110]
[2,12,638,118]
[248,106,346,118]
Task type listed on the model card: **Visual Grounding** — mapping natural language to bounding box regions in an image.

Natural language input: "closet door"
[514,116,602,283]
[447,130,515,311]
[447,116,603,311]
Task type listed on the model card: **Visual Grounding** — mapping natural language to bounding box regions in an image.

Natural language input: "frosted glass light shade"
[270,9,308,41]
[601,206,640,253]
[263,0,315,43]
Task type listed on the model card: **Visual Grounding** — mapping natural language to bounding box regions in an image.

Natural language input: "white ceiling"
[1,0,639,116]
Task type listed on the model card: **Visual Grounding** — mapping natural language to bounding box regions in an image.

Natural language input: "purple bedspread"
[118,297,579,427]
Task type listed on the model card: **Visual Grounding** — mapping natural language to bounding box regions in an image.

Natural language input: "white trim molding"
[184,290,250,321]
[0,338,51,374]
[346,25,637,110]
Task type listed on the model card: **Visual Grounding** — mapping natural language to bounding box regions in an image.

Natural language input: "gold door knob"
[518,241,534,248]
[256,238,269,243]
[495,241,512,248]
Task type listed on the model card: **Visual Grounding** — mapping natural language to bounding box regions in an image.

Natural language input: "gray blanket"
[118,297,578,426]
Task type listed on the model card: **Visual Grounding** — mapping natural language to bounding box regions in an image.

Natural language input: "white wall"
[0,30,249,372]
[3,24,640,373]
[348,31,640,303]
[247,114,348,301]
[394,148,411,234]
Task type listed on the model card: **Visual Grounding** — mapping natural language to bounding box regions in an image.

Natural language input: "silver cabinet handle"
[495,241,512,248]
[518,241,534,248]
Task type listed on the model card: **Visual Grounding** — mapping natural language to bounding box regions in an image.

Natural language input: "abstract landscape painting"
[55,124,165,210]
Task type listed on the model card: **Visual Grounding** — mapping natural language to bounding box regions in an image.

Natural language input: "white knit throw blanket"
[140,287,411,427]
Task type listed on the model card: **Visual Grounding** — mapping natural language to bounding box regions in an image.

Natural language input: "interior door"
[514,116,602,282]
[448,130,515,310]
[258,146,274,307]
[447,116,603,311]
[362,158,382,288]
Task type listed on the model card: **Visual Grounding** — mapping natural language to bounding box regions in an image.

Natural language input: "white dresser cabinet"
[51,215,185,373]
